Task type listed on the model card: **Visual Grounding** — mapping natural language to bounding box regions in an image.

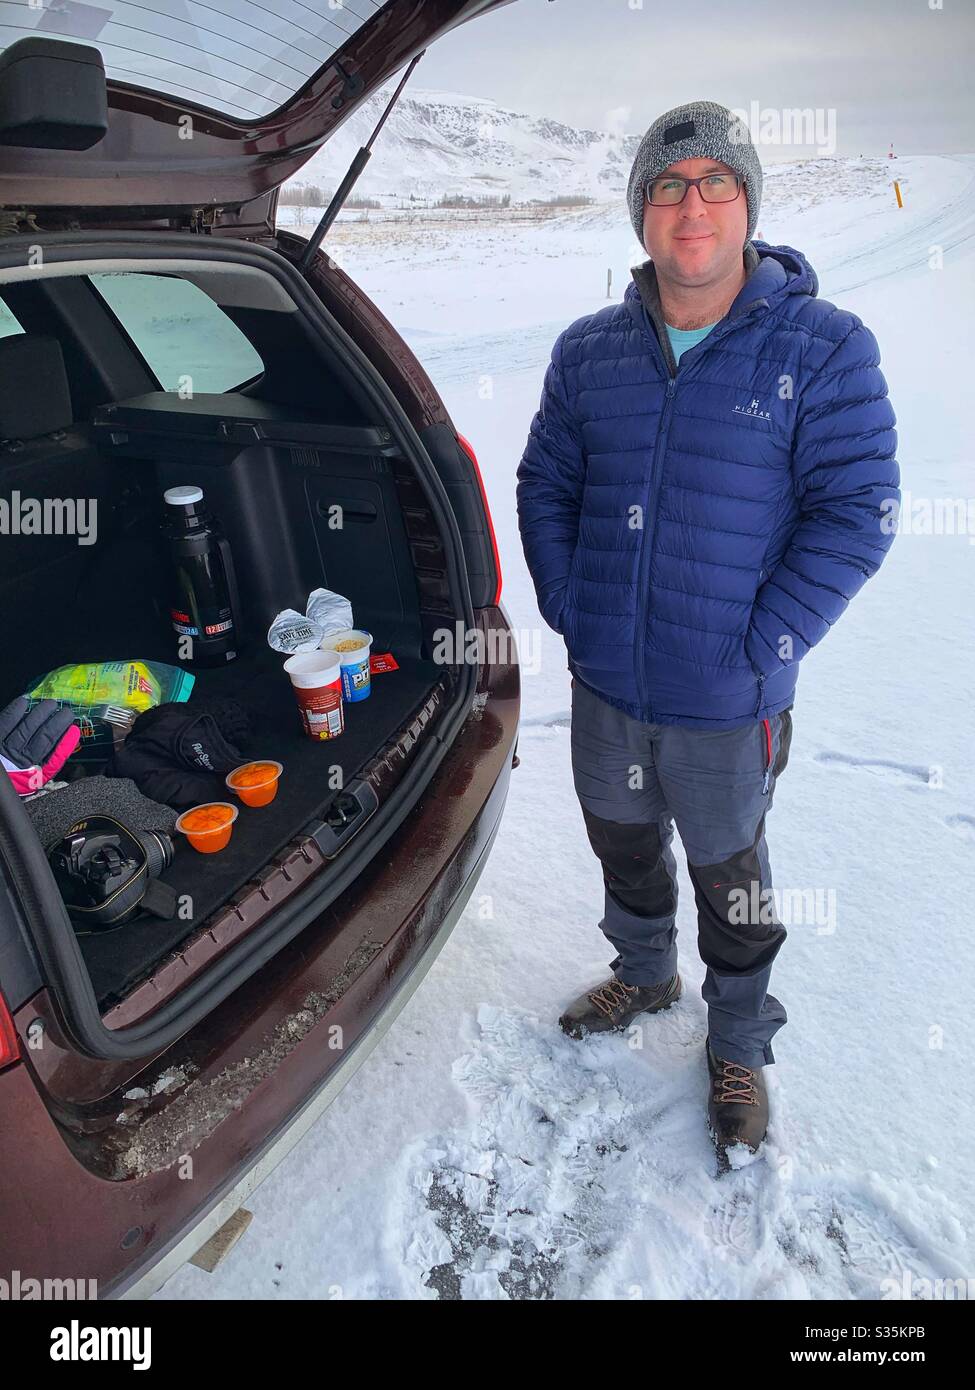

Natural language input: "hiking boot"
[559,972,682,1039]
[705,1038,769,1159]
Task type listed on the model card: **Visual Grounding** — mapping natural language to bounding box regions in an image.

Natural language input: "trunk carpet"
[71,642,444,1009]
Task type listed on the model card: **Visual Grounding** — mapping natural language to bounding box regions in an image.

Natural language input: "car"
[0,0,520,1299]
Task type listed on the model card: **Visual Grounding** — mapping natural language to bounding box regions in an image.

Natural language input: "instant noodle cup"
[319,628,373,703]
[226,760,283,807]
[283,651,344,740]
[175,801,238,854]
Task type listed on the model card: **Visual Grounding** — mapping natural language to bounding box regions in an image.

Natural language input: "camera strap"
[140,877,178,920]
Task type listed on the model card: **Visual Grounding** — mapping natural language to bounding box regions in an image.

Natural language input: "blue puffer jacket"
[516,243,900,728]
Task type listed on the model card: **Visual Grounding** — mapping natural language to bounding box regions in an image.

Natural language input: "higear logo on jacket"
[733,397,771,420]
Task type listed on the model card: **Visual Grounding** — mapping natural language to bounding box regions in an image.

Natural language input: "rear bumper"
[0,609,518,1298]
[117,795,505,1300]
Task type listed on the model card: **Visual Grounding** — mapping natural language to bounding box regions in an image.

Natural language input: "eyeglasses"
[645,173,744,207]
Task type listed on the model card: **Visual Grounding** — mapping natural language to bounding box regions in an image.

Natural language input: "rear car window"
[89,272,263,393]
[0,299,24,339]
[0,1,387,120]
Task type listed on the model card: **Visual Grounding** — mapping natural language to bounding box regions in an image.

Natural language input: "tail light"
[0,989,19,1071]
[456,433,502,606]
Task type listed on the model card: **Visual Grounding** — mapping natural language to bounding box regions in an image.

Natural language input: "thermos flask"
[161,485,241,666]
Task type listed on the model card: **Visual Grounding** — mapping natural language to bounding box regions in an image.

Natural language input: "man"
[515,100,899,1163]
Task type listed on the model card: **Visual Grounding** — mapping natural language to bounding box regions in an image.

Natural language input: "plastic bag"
[24,660,195,763]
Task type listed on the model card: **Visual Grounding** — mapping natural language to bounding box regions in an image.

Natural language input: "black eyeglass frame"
[644,173,745,207]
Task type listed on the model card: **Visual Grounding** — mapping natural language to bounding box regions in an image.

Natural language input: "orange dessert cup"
[226,760,283,807]
[175,802,238,853]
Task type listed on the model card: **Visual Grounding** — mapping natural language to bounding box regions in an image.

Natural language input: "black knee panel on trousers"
[579,805,678,921]
[687,834,787,975]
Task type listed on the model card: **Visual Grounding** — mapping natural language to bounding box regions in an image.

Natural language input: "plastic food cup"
[283,650,345,740]
[319,628,373,702]
[226,760,283,807]
[175,801,239,854]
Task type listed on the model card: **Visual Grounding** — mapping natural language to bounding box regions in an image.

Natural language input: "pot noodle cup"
[175,801,238,854]
[226,760,283,807]
[283,650,344,740]
[319,628,373,703]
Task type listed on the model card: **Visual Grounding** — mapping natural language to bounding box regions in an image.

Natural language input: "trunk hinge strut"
[297,49,425,274]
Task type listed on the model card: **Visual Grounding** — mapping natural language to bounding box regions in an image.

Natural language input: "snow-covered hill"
[286,85,642,206]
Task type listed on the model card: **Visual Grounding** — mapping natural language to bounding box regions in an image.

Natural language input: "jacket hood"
[741,241,818,304]
[625,241,818,373]
[627,240,818,321]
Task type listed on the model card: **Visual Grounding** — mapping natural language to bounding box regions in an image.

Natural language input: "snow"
[157,153,975,1300]
[284,84,642,208]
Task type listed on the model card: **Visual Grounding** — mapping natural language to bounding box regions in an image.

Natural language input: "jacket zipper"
[634,374,676,718]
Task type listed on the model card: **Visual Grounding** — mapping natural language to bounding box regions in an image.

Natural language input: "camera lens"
[137,829,174,878]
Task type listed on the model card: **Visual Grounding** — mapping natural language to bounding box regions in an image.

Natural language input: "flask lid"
[164,485,204,506]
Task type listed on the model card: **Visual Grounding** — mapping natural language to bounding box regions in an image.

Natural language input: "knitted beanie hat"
[626,100,763,250]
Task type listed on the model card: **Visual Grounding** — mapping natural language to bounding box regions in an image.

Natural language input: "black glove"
[106,698,252,809]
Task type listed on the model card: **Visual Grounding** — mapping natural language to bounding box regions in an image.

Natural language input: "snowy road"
[159,155,975,1301]
[818,154,975,295]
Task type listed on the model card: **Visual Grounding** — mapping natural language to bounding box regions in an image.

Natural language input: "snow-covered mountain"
[286,86,642,207]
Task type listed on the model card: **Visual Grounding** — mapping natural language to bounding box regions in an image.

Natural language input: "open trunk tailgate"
[0,0,517,228]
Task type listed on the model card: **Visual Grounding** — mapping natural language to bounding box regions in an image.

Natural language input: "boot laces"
[715,1056,760,1105]
[588,978,638,1018]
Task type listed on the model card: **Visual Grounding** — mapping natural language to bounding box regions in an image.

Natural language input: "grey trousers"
[569,677,794,1069]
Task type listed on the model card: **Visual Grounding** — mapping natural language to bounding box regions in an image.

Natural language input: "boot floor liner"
[74,643,445,1008]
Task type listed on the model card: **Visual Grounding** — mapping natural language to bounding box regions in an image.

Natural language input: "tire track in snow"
[406,318,570,387]
[818,155,975,296]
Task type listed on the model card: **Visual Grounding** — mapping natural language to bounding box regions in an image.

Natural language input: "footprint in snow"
[706,1173,967,1299]
[799,1184,964,1299]
[397,1007,970,1300]
[400,1003,694,1299]
[518,709,571,730]
[815,751,935,786]
[945,813,975,841]
[708,1187,764,1264]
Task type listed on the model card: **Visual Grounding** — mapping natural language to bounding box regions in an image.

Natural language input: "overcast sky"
[414,0,973,157]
